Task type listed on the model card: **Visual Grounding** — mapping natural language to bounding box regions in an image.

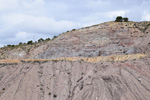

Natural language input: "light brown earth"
[0,21,150,100]
[0,56,150,100]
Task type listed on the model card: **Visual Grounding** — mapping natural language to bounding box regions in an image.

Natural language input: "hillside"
[0,21,150,100]
[1,21,150,59]
[0,57,150,100]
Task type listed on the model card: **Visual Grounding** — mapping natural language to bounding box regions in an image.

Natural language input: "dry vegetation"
[0,53,146,64]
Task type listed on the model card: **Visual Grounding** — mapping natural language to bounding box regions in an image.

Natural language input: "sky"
[0,0,150,47]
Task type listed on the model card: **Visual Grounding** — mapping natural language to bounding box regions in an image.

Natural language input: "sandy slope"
[0,56,150,100]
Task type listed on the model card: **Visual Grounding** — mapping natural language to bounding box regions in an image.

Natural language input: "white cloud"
[3,31,51,46]
[0,0,19,11]
[1,13,81,33]
[106,11,126,19]
[0,13,82,46]
[0,43,5,47]
[142,11,150,21]
[16,32,29,39]
[13,31,48,43]
[22,0,45,9]
[88,0,110,8]
[0,0,150,47]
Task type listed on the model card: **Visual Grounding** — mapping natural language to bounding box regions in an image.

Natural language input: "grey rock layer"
[1,21,150,59]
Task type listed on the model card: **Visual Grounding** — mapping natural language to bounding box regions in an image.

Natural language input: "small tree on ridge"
[115,16,123,22]
[123,17,129,22]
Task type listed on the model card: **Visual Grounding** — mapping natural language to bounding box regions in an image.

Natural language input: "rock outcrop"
[0,21,150,100]
[1,21,150,59]
[34,21,150,59]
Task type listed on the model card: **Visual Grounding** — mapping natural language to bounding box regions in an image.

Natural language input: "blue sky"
[0,0,150,47]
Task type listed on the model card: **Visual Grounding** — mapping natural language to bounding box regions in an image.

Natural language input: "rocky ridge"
[0,21,150,100]
[1,21,150,59]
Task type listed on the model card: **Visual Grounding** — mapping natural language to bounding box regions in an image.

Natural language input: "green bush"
[19,42,22,45]
[7,44,12,47]
[46,38,50,41]
[123,17,129,22]
[72,29,76,31]
[52,36,58,40]
[115,16,129,22]
[27,40,33,45]
[115,16,123,22]
[38,38,44,43]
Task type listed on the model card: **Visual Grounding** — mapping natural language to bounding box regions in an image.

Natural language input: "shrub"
[7,44,12,47]
[11,45,15,47]
[52,36,58,40]
[72,29,76,31]
[19,42,22,45]
[123,17,129,22]
[115,16,129,22]
[27,40,33,45]
[115,16,123,22]
[38,38,44,43]
[7,45,15,48]
[45,38,50,41]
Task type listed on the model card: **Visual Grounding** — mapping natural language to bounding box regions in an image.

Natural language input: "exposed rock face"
[0,21,150,59]
[32,21,150,59]
[0,21,150,100]
[0,58,150,100]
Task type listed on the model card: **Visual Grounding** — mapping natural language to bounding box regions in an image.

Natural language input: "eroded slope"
[0,21,150,100]
[0,56,150,100]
